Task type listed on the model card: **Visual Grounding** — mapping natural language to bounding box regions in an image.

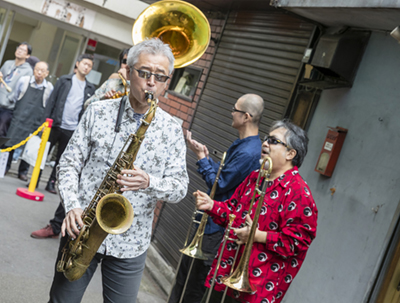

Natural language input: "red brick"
[170,100,180,109]
[170,108,178,116]
[178,112,188,121]
[159,103,170,112]
[179,105,189,114]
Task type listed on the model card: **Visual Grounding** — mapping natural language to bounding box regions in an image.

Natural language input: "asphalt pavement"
[0,161,169,303]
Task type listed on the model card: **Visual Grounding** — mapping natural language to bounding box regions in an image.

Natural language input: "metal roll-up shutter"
[153,9,315,268]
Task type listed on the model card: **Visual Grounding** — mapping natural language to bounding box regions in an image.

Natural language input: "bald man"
[5,61,53,179]
[169,94,265,303]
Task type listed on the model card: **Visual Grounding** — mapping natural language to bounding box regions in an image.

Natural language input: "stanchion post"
[16,118,53,201]
[28,118,53,192]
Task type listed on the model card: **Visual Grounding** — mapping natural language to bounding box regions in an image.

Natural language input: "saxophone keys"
[65,258,73,271]
[56,260,65,272]
[75,243,83,256]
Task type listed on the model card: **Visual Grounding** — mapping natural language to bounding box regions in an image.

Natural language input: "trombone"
[0,77,12,92]
[168,152,226,303]
[221,156,273,293]
[205,157,272,302]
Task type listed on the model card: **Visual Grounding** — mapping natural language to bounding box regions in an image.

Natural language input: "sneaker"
[45,180,57,194]
[30,224,59,239]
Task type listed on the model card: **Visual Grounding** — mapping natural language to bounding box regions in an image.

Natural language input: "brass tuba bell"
[132,0,211,68]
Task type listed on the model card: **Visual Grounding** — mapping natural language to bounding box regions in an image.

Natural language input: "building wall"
[158,17,225,132]
[1,0,136,47]
[282,31,400,303]
[30,21,58,62]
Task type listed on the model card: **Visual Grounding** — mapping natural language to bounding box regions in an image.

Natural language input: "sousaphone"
[132,0,211,68]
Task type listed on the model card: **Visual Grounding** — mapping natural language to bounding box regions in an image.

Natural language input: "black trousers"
[34,126,74,184]
[47,127,74,183]
[168,231,224,303]
[5,149,30,175]
[0,107,12,137]
[49,202,65,235]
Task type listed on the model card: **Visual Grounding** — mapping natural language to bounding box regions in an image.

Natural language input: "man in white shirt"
[48,38,189,303]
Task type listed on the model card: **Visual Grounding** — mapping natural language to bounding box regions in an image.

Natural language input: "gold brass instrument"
[167,152,227,303]
[132,0,211,68]
[0,77,12,92]
[110,73,129,99]
[180,151,227,259]
[56,90,157,281]
[220,157,273,293]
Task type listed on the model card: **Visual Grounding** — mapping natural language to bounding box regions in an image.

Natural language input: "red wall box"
[315,126,348,177]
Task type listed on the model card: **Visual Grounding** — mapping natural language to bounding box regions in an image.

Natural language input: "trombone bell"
[132,0,211,68]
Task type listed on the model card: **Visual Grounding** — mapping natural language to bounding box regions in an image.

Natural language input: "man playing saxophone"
[195,120,318,303]
[48,38,189,303]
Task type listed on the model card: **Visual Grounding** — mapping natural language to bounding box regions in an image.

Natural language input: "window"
[168,66,203,101]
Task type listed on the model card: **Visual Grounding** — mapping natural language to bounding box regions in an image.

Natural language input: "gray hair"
[127,38,175,75]
[240,94,264,126]
[270,119,309,168]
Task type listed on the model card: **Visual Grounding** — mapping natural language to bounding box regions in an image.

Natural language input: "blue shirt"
[196,135,262,234]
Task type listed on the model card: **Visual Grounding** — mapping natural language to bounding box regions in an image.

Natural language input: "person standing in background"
[0,42,33,137]
[42,53,95,194]
[4,61,53,180]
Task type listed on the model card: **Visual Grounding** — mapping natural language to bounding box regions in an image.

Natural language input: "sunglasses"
[121,58,127,64]
[232,106,253,117]
[134,68,170,83]
[264,135,290,149]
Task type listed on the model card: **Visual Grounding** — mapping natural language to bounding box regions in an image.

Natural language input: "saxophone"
[57,90,157,282]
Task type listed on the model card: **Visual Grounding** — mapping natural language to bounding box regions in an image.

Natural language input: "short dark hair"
[270,119,309,168]
[18,42,32,55]
[77,54,94,62]
[119,48,130,67]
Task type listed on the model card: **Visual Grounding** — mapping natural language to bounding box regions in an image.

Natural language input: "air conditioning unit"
[301,30,371,89]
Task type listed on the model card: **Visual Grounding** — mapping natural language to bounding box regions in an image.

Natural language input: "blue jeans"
[49,235,147,303]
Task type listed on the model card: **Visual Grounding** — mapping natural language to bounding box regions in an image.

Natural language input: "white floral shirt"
[57,97,189,258]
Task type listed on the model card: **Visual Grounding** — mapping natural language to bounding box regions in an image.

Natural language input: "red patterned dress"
[205,167,318,303]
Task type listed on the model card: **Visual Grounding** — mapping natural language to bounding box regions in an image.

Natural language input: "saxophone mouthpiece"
[144,90,154,103]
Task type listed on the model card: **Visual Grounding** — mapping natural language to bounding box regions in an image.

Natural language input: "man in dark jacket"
[43,53,95,194]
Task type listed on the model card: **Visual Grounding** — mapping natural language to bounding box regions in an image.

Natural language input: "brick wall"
[158,17,225,132]
[152,17,226,235]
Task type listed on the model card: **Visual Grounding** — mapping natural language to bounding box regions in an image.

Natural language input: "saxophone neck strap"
[115,95,127,133]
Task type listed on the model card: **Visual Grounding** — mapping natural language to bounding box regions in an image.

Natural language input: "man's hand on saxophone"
[61,208,84,239]
[117,167,150,191]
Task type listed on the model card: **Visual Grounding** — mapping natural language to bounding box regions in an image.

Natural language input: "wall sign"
[41,0,96,30]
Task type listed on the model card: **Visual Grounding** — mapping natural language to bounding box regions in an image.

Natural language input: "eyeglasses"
[134,68,169,83]
[232,106,253,117]
[121,59,127,64]
[16,46,28,53]
[264,135,290,149]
